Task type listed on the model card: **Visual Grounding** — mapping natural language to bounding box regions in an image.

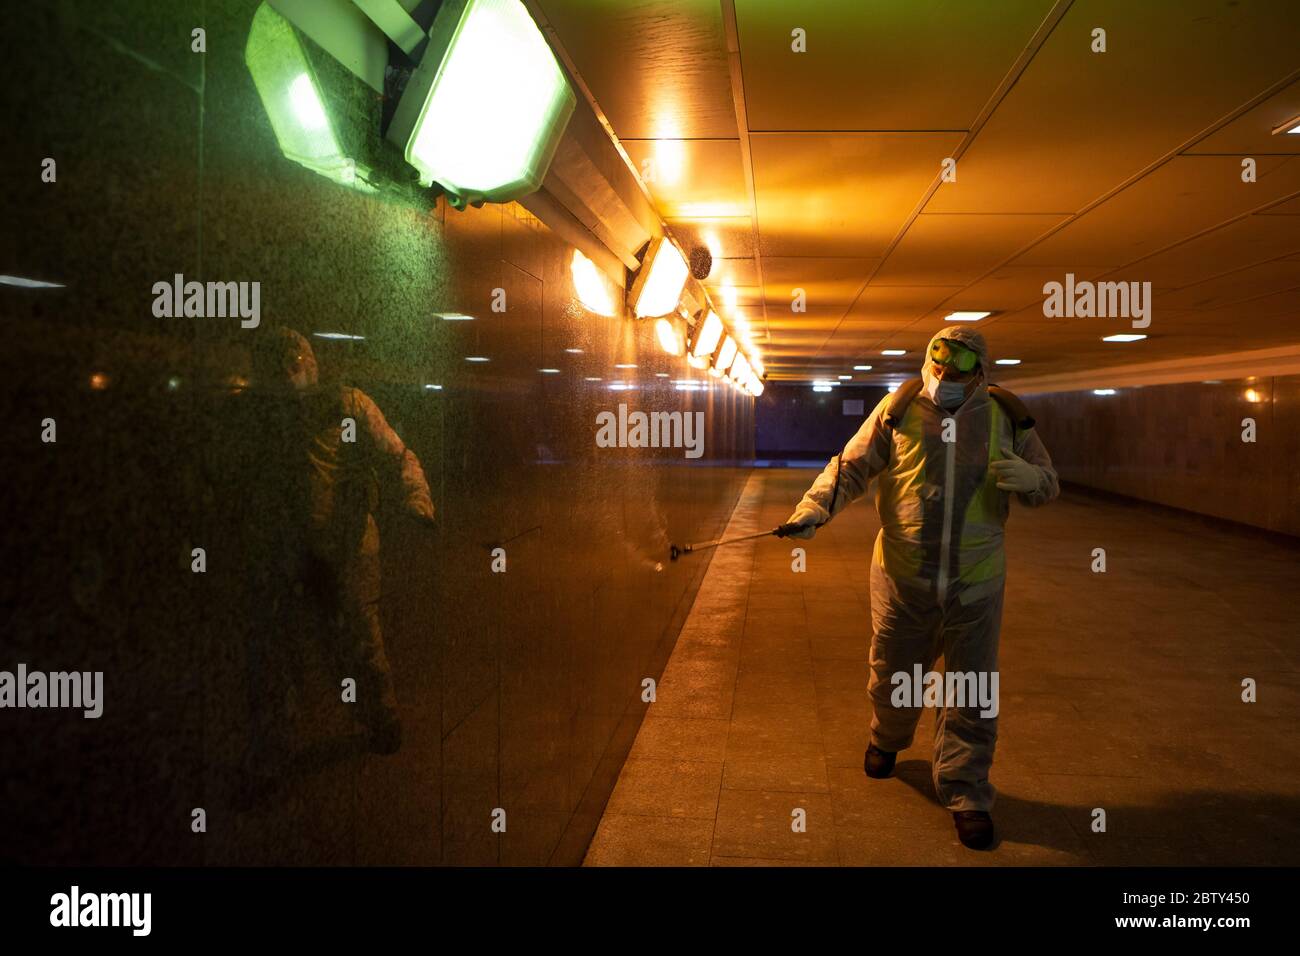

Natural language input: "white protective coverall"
[790,327,1058,811]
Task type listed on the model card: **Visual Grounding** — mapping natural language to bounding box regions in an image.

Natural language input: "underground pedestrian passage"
[2,0,1298,891]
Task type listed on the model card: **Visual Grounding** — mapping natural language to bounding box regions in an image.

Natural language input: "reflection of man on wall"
[250,327,434,756]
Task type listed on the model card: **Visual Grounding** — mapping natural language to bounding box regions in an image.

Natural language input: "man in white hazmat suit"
[783,327,1058,849]
[248,328,435,759]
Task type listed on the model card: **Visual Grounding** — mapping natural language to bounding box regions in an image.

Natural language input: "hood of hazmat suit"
[792,325,1057,603]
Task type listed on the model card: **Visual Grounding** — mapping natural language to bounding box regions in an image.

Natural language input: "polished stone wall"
[1029,375,1300,537]
[0,0,752,864]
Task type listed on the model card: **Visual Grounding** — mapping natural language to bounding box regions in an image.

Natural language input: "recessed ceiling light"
[944,310,991,322]
[838,375,851,380]
[812,385,832,393]
[1102,334,1147,343]
[539,368,560,374]
[1271,114,1300,135]
[995,358,1021,366]
[313,331,365,340]
[853,364,872,371]
[434,312,475,321]
[465,356,490,362]
[614,363,638,369]
[565,347,584,354]
[882,349,907,356]
[424,384,443,390]
[1093,389,1117,396]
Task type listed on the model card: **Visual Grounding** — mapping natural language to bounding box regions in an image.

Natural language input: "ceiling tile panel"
[733,0,1056,131]
[750,132,963,257]
[873,214,1066,286]
[925,1,1300,214]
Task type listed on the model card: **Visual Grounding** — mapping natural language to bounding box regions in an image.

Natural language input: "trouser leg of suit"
[867,562,1004,812]
[933,579,1004,812]
[338,516,399,727]
[867,561,942,754]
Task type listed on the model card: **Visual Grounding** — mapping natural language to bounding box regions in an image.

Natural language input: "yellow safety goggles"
[930,338,978,372]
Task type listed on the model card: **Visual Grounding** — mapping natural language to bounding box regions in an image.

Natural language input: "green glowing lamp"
[387,0,576,207]
[245,4,376,193]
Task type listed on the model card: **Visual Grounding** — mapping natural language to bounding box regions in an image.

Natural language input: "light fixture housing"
[713,336,738,375]
[943,310,992,322]
[386,0,576,206]
[246,4,377,192]
[571,249,618,316]
[995,358,1021,366]
[654,317,686,355]
[881,349,907,356]
[853,364,872,371]
[690,310,724,359]
[729,353,751,386]
[629,236,690,318]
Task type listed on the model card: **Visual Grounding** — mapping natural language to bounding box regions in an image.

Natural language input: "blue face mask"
[929,378,968,410]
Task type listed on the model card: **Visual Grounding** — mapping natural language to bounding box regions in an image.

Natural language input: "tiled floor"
[584,468,1300,866]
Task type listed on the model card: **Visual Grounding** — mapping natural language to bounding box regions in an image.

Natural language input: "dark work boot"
[953,810,995,850]
[863,744,897,779]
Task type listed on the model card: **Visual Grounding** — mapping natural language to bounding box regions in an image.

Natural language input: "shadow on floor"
[895,759,1300,864]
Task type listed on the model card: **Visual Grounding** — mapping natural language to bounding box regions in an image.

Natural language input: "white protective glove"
[989,450,1040,494]
[781,503,824,540]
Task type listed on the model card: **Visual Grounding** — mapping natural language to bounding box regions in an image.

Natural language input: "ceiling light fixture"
[882,349,906,356]
[713,336,738,376]
[1102,334,1147,343]
[943,310,992,322]
[245,5,377,193]
[629,235,689,318]
[655,317,685,355]
[690,310,724,360]
[995,358,1021,366]
[386,0,576,207]
[570,249,618,317]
